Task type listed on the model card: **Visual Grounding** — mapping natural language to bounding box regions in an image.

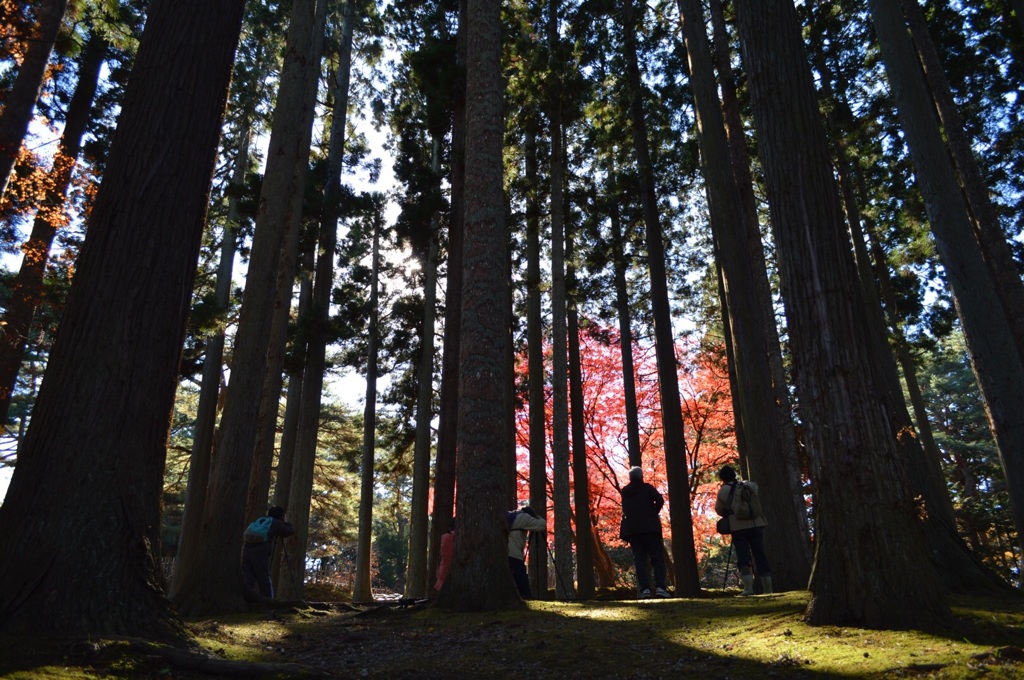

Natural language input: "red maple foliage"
[513,323,737,569]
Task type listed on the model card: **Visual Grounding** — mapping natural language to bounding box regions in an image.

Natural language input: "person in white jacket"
[508,506,546,598]
[715,465,772,595]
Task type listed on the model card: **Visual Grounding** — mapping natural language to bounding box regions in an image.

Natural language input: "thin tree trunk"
[171,0,324,617]
[171,125,248,594]
[270,312,307,592]
[524,127,549,598]
[547,0,575,601]
[273,243,315,515]
[0,0,68,198]
[406,133,441,600]
[247,0,329,524]
[679,0,810,592]
[352,213,382,605]
[621,0,700,596]
[0,0,246,639]
[0,33,106,424]
[606,161,643,468]
[709,0,806,546]
[567,224,595,599]
[427,0,466,594]
[277,0,355,602]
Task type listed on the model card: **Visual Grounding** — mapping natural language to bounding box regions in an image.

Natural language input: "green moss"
[2,594,1021,678]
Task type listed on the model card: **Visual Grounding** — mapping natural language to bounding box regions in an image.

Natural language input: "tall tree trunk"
[621,0,701,596]
[352,213,382,604]
[170,0,324,617]
[434,0,521,611]
[406,133,441,600]
[709,0,808,550]
[606,162,643,468]
[0,0,68,199]
[273,242,315,516]
[0,33,106,424]
[270,272,309,592]
[868,0,1024,561]
[547,0,575,601]
[427,0,466,593]
[0,0,246,640]
[567,224,595,599]
[732,0,950,628]
[172,124,248,592]
[678,0,810,592]
[279,4,355,601]
[903,0,1024,366]
[524,127,550,598]
[805,12,1011,589]
[246,0,329,524]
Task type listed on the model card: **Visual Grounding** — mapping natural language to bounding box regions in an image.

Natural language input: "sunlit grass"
[1,591,1021,678]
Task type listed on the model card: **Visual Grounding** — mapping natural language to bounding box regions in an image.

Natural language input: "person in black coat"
[619,466,670,598]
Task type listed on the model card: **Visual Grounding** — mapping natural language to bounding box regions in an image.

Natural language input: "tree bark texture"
[868,0,1024,562]
[0,0,246,640]
[427,0,467,594]
[173,126,247,591]
[733,0,950,629]
[279,2,355,601]
[407,139,441,599]
[902,0,1024,368]
[352,217,382,605]
[679,0,811,592]
[709,0,808,551]
[524,128,550,598]
[170,0,323,616]
[621,0,701,596]
[547,0,576,600]
[246,0,328,525]
[568,227,596,598]
[434,0,522,611]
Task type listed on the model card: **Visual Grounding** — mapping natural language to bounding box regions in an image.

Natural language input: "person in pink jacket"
[434,518,456,592]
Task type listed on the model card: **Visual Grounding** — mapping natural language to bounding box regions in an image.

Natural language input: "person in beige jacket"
[508,506,546,598]
[715,465,772,595]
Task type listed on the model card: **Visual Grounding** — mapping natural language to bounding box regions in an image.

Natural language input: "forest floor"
[0,588,1022,679]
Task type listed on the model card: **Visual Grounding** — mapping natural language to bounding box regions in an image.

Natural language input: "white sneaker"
[655,587,671,598]
[638,589,652,599]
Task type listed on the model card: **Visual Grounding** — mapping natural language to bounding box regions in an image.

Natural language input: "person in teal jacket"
[242,506,295,598]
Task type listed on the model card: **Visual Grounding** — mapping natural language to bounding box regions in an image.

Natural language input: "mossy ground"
[1,590,1021,678]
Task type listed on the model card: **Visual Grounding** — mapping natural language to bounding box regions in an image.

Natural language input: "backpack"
[244,516,273,543]
[507,511,520,531]
[731,481,763,521]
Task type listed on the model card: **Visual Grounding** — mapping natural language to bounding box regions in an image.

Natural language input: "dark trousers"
[509,557,531,598]
[627,532,667,591]
[242,542,275,598]
[732,526,770,575]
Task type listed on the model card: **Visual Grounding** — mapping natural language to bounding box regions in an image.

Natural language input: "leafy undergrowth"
[1,590,1022,679]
